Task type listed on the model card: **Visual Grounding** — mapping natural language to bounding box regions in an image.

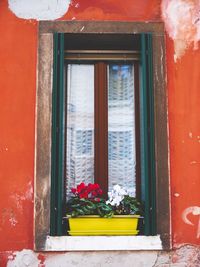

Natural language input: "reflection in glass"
[108,64,136,196]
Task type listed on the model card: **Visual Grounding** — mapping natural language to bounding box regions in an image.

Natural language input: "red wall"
[0,0,199,258]
[0,0,37,251]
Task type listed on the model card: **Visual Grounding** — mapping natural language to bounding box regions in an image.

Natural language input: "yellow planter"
[68,215,140,236]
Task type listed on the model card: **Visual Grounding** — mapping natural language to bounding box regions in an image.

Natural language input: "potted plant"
[66,182,142,236]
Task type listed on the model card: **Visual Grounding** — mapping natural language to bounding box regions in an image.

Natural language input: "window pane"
[108,64,136,196]
[66,64,94,197]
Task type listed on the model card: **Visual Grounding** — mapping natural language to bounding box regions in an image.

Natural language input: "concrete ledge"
[45,235,162,251]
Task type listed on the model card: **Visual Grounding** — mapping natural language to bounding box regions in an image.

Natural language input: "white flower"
[113,184,121,192]
[107,184,129,207]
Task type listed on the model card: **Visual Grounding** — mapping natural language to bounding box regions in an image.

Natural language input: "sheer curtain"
[66,64,94,197]
[66,63,136,197]
[108,64,136,196]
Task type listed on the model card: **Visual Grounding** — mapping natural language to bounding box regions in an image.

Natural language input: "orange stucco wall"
[0,0,200,263]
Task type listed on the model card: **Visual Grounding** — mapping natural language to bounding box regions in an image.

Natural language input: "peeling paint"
[189,132,193,138]
[190,161,200,165]
[4,246,200,267]
[80,26,85,32]
[74,3,80,8]
[44,251,159,267]
[8,0,71,20]
[7,250,39,267]
[0,209,18,228]
[182,206,200,238]
[9,216,18,227]
[162,0,200,61]
[10,182,33,212]
[174,193,180,197]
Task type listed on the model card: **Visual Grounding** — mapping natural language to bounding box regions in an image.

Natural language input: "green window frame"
[51,33,156,236]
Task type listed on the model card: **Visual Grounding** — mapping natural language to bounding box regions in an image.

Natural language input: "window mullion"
[94,62,108,196]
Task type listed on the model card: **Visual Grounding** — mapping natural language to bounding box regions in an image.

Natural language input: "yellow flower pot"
[68,215,140,236]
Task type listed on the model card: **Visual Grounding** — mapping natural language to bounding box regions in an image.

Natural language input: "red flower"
[92,191,97,197]
[77,182,86,193]
[94,198,101,202]
[72,182,103,199]
[87,183,93,192]
[71,188,76,194]
[93,183,100,190]
[79,191,88,199]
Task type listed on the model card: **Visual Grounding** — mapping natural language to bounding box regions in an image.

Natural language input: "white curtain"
[66,64,94,197]
[108,64,136,196]
[66,63,136,198]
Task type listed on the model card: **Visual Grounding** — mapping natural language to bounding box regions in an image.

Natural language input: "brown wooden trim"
[64,54,139,61]
[134,61,141,200]
[94,62,108,196]
[152,34,171,249]
[39,21,164,34]
[34,33,53,250]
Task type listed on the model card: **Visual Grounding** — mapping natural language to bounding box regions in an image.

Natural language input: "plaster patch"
[162,0,200,61]
[8,0,71,20]
[7,250,39,267]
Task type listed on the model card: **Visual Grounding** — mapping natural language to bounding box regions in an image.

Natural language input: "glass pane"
[108,64,136,196]
[66,64,94,197]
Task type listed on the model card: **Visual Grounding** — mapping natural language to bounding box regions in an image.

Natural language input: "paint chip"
[7,250,39,267]
[9,216,18,226]
[174,193,180,197]
[80,26,85,32]
[162,0,200,61]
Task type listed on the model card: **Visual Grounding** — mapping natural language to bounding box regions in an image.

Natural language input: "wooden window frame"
[94,62,108,195]
[35,21,170,251]
[95,61,140,198]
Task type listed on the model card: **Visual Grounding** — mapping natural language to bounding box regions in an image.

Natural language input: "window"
[35,21,170,251]
[65,61,139,196]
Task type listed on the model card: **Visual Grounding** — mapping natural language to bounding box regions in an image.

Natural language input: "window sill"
[45,235,162,251]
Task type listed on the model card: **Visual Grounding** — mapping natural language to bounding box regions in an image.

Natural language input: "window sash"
[51,33,156,237]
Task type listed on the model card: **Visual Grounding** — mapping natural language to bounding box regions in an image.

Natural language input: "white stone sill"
[45,235,162,251]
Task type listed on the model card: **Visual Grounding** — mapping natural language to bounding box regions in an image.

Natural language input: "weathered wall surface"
[0,0,200,266]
